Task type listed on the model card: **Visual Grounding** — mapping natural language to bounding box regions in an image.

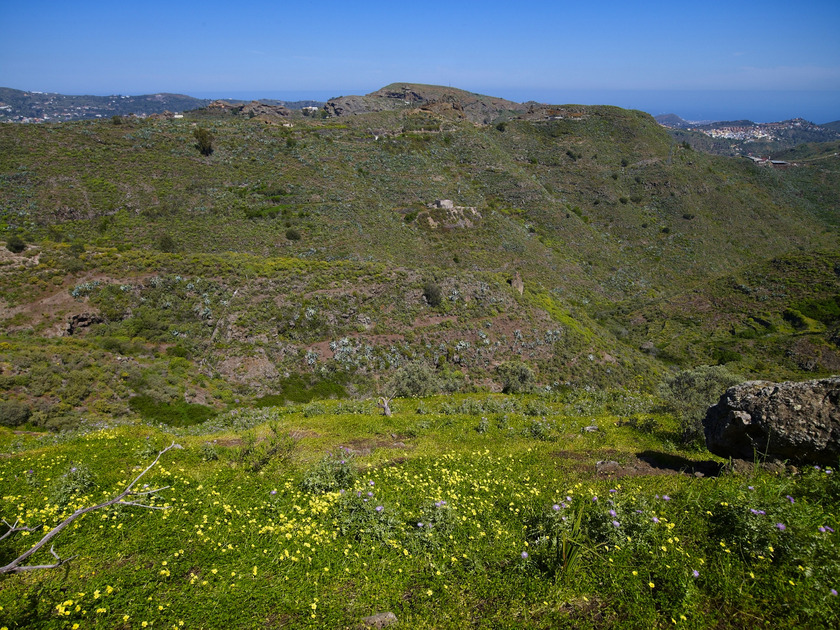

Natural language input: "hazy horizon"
[2,0,838,124]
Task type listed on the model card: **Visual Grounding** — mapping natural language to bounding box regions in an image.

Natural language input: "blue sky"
[1,0,838,122]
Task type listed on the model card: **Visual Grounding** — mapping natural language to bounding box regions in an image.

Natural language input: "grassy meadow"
[1,393,838,629]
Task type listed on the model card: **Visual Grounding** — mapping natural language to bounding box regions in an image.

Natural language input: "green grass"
[1,395,838,628]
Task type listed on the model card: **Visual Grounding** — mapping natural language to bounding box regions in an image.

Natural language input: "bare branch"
[128,485,170,496]
[377,396,393,417]
[0,519,42,543]
[1,442,181,575]
[115,501,168,510]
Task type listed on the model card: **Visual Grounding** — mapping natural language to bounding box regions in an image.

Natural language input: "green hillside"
[0,86,838,429]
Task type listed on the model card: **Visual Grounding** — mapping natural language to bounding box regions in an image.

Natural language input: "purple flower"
[748,485,754,490]
[592,496,598,502]
[830,589,838,596]
[270,490,277,496]
[750,508,766,516]
[611,520,620,528]
[417,522,424,528]
[357,491,362,497]
[652,517,660,523]
[369,480,375,486]
[521,551,529,559]
[609,489,617,494]
[692,570,700,578]
[662,495,671,502]
[566,496,572,502]
[70,467,77,473]
[826,526,835,533]
[786,495,795,504]
[609,509,617,517]
[776,523,786,531]
[375,506,384,512]
[552,504,561,511]
[367,491,374,497]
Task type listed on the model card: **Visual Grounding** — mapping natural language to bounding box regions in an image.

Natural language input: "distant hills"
[655,113,840,155]
[0,88,324,122]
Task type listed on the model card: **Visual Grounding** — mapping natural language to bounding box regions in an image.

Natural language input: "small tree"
[659,365,741,444]
[157,233,176,253]
[387,362,440,398]
[5,235,25,253]
[422,281,442,307]
[496,360,536,394]
[193,127,214,156]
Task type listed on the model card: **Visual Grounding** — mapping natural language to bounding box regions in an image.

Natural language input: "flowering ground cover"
[0,396,838,629]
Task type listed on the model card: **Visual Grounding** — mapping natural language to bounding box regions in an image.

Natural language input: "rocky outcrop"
[205,100,290,118]
[324,83,527,124]
[66,312,105,335]
[703,377,840,464]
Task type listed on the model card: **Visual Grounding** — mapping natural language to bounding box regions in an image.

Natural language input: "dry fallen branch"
[377,397,392,417]
[0,441,182,574]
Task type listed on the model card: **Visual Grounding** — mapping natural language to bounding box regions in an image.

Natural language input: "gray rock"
[703,376,840,465]
[596,460,621,474]
[360,611,398,628]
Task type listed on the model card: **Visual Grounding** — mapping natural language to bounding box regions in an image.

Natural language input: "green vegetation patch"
[128,395,217,427]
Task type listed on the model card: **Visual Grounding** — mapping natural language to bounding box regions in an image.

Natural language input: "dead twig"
[1,441,182,574]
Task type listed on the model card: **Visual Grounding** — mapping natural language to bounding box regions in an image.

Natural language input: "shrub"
[285,228,301,241]
[50,464,96,507]
[0,400,31,427]
[334,491,399,542]
[5,235,25,253]
[387,362,440,398]
[422,281,442,307]
[128,395,217,427]
[193,127,214,156]
[497,360,535,394]
[412,500,456,548]
[157,233,176,253]
[300,450,356,494]
[659,365,741,444]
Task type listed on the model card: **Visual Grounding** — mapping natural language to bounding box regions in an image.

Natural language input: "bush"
[497,361,536,394]
[300,450,356,494]
[0,400,31,427]
[387,362,440,398]
[128,395,217,427]
[422,281,442,307]
[5,235,25,253]
[193,127,214,156]
[157,233,176,253]
[659,365,741,444]
[50,464,96,507]
[285,228,301,241]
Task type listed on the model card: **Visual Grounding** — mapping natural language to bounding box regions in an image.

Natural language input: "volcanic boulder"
[703,376,840,464]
